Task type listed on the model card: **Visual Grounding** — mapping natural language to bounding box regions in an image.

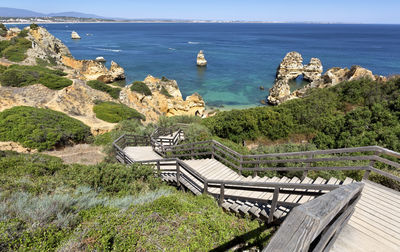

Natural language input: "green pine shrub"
[160,86,173,97]
[87,80,121,99]
[0,65,72,90]
[93,101,145,123]
[130,81,152,96]
[1,37,32,62]
[0,106,91,151]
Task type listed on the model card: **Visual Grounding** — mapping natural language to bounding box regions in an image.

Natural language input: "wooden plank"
[264,183,364,252]
[342,177,354,185]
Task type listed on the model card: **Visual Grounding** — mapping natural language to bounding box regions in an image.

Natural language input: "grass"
[93,101,145,123]
[87,80,121,99]
[0,64,72,90]
[130,81,152,96]
[0,106,91,151]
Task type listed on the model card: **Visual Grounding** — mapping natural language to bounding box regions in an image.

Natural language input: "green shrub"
[0,40,10,53]
[87,80,121,99]
[130,81,152,96]
[0,65,72,90]
[160,86,173,97]
[30,23,39,30]
[1,37,31,62]
[17,29,29,38]
[0,23,6,37]
[0,106,91,151]
[93,102,145,123]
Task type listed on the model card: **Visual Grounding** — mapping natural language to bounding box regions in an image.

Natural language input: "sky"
[1,0,400,24]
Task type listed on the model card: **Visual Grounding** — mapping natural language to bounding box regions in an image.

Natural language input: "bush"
[0,106,91,151]
[0,64,72,89]
[30,23,39,30]
[17,29,29,38]
[87,80,121,99]
[93,102,145,123]
[0,23,6,37]
[0,40,10,53]
[130,81,152,96]
[1,37,31,62]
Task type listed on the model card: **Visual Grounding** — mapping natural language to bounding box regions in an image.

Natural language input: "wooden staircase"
[113,126,400,251]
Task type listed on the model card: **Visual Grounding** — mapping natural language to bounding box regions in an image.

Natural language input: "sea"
[10,23,400,109]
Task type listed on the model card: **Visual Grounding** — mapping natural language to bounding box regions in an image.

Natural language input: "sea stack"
[71,31,81,39]
[197,50,207,67]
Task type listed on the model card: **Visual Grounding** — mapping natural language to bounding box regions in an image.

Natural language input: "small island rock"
[197,50,207,66]
[71,31,81,39]
[96,57,106,63]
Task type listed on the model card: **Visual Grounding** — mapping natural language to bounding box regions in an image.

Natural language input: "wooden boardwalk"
[115,127,400,251]
[331,180,400,252]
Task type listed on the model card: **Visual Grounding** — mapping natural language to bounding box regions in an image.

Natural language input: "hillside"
[0,7,107,19]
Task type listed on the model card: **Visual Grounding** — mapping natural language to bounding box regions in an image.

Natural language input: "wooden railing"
[264,182,364,252]
[162,141,400,184]
[124,156,340,223]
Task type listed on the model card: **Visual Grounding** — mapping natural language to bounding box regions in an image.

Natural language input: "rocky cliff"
[62,57,125,83]
[120,75,205,122]
[267,52,385,105]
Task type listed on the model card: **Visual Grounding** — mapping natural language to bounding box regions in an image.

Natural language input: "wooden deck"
[124,146,162,161]
[331,180,400,252]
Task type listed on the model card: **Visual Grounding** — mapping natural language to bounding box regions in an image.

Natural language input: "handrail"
[264,182,364,252]
[114,126,400,185]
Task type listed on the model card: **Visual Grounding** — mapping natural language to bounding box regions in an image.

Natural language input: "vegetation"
[0,150,272,250]
[0,106,91,151]
[130,81,152,96]
[160,86,173,97]
[30,23,39,30]
[203,78,400,151]
[1,37,31,62]
[0,23,7,37]
[93,101,145,123]
[17,29,29,38]
[87,80,121,99]
[0,64,72,90]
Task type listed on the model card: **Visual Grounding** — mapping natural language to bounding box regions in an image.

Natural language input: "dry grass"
[44,144,105,165]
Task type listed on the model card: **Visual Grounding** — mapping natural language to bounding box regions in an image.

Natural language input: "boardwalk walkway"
[114,126,400,251]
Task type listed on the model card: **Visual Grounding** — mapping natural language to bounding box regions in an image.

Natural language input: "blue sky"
[1,0,400,24]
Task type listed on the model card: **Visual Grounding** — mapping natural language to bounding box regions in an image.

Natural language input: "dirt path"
[44,144,106,165]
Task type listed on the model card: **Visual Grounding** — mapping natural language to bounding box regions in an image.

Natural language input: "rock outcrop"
[268,52,323,105]
[26,26,72,66]
[197,50,207,66]
[0,80,116,135]
[0,141,38,153]
[268,52,384,105]
[62,57,125,83]
[71,31,81,39]
[120,75,205,122]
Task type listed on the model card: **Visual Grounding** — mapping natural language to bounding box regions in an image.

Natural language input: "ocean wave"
[93,48,122,53]
[188,41,200,44]
[168,48,176,51]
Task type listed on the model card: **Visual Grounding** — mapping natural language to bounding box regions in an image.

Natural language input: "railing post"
[157,160,161,175]
[203,180,208,194]
[363,151,378,180]
[268,187,280,223]
[176,161,181,187]
[254,157,259,177]
[211,141,215,159]
[302,154,313,180]
[239,156,243,175]
[218,183,225,206]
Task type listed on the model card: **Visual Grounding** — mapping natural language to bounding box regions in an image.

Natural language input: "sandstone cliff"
[268,52,385,105]
[120,75,205,122]
[62,57,125,83]
[0,80,115,135]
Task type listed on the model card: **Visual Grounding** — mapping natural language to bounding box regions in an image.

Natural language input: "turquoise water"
[11,23,400,107]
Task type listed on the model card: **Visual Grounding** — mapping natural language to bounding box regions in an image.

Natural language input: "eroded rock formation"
[71,31,81,39]
[197,50,207,66]
[268,52,384,105]
[62,57,125,83]
[120,75,205,122]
